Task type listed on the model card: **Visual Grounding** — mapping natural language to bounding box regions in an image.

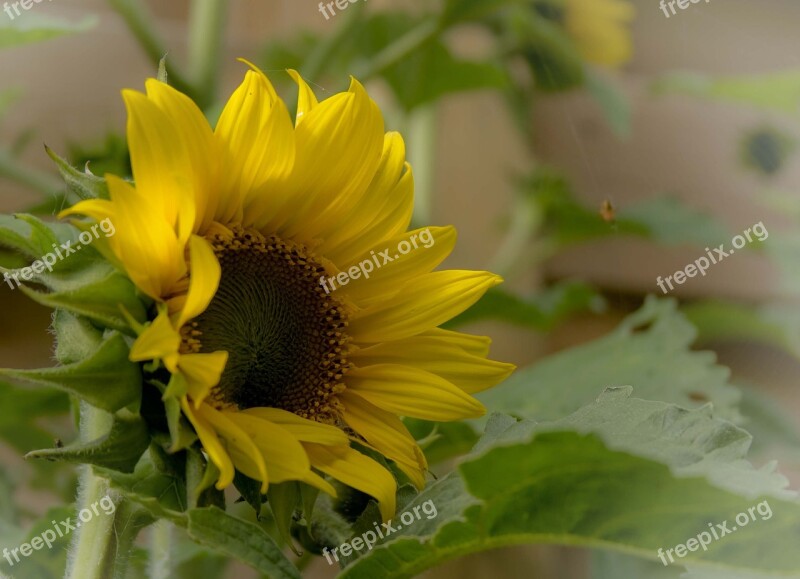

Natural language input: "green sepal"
[0,332,141,413]
[268,481,301,555]
[52,310,103,365]
[234,471,265,514]
[45,145,110,200]
[19,264,147,333]
[165,396,198,453]
[25,409,149,473]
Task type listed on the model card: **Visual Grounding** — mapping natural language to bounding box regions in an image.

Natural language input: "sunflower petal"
[304,443,396,521]
[129,309,180,372]
[346,364,486,420]
[177,235,221,327]
[178,351,228,406]
[340,390,427,489]
[241,407,349,446]
[197,404,269,492]
[349,271,503,343]
[181,398,235,490]
[287,69,318,124]
[351,337,515,394]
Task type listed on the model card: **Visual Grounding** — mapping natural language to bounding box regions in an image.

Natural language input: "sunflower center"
[182,228,349,421]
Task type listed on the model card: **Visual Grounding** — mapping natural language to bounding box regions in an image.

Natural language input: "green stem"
[147,520,173,579]
[187,0,228,109]
[64,403,147,579]
[107,0,194,97]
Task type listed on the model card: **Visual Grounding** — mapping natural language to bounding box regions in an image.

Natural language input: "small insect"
[599,199,616,223]
[54,438,64,448]
[688,392,709,403]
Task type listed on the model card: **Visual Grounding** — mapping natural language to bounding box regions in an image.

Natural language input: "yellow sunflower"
[60,62,514,521]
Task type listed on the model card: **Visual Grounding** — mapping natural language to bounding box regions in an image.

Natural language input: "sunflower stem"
[147,520,173,579]
[107,0,194,97]
[187,0,228,109]
[64,403,146,579]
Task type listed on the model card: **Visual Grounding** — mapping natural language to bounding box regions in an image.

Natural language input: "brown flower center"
[182,228,348,422]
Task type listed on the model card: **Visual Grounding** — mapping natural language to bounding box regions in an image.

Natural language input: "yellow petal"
[351,337,515,394]
[123,89,197,242]
[177,235,221,327]
[417,327,492,357]
[349,271,503,343]
[215,70,296,227]
[340,390,427,489]
[336,226,457,307]
[129,309,180,372]
[144,79,218,233]
[241,407,349,446]
[346,364,486,420]
[325,163,414,267]
[197,404,269,492]
[287,69,318,124]
[181,398,235,490]
[278,77,385,241]
[177,351,228,406]
[322,132,408,260]
[104,175,186,300]
[304,443,397,521]
[223,411,335,495]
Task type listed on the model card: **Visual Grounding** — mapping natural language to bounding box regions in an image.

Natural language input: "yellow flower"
[61,62,514,521]
[564,0,635,67]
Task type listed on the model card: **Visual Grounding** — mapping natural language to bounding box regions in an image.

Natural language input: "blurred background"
[2,1,800,577]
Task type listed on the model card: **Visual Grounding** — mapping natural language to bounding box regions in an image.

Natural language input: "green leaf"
[403,419,479,466]
[341,395,800,578]
[52,309,104,364]
[26,410,150,473]
[518,9,585,92]
[479,296,742,423]
[187,507,301,579]
[0,332,141,412]
[652,70,800,115]
[444,281,604,331]
[0,13,97,49]
[45,145,110,200]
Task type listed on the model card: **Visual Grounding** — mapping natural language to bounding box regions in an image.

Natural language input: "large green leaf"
[187,508,301,579]
[339,392,800,578]
[479,297,742,423]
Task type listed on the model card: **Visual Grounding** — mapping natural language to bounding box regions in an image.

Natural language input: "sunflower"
[60,62,514,521]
